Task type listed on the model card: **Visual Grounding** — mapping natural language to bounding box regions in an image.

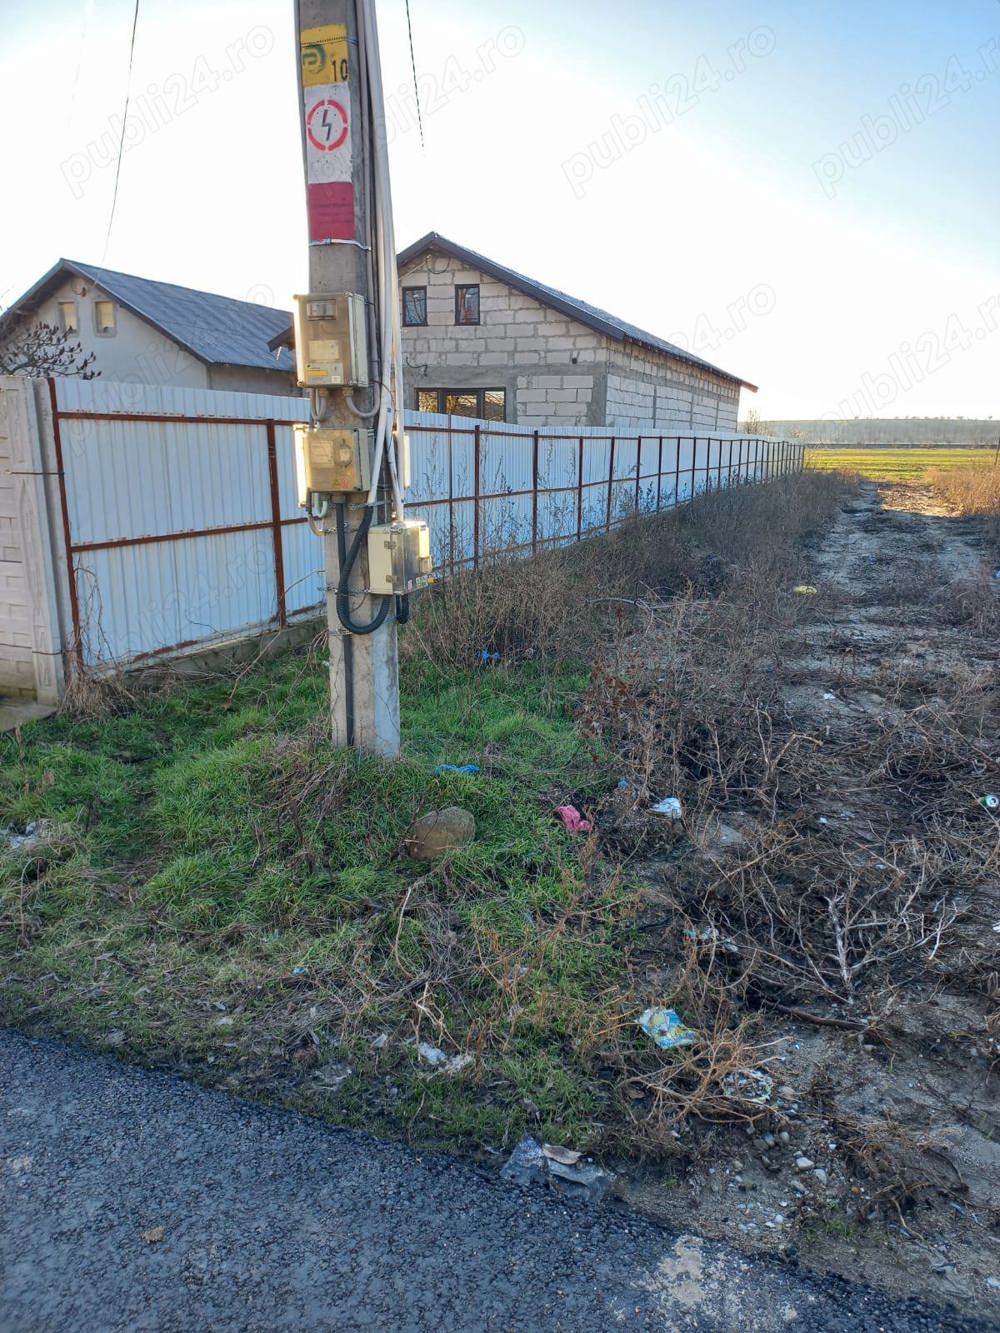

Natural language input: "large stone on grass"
[404,806,475,861]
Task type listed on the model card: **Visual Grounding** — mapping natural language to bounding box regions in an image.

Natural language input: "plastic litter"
[822,691,836,701]
[616,777,631,790]
[479,650,501,665]
[4,819,59,852]
[500,1135,614,1203]
[543,1143,583,1166]
[793,585,818,596]
[500,1134,548,1186]
[548,1158,615,1203]
[650,796,683,819]
[638,1006,698,1050]
[684,926,739,955]
[555,805,592,834]
[722,1068,774,1103]
[978,794,999,812]
[434,763,481,775]
[291,965,308,976]
[416,1041,473,1074]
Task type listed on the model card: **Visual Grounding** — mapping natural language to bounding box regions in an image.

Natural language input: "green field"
[805,447,995,482]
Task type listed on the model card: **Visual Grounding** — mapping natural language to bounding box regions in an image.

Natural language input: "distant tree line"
[752,419,998,447]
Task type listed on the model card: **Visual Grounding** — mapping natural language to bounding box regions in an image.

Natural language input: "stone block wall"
[399,253,746,431]
[605,344,741,434]
[401,254,607,428]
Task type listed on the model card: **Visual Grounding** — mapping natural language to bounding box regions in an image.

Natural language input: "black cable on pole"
[103,0,141,262]
[334,503,356,747]
[335,504,390,635]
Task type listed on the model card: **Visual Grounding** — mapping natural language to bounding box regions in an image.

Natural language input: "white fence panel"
[42,379,800,672]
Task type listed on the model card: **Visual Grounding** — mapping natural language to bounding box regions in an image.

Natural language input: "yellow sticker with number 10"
[301,24,349,87]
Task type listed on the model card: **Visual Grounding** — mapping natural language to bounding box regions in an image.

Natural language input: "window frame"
[401,285,427,327]
[454,284,480,326]
[57,300,79,334]
[416,387,506,422]
[93,299,117,337]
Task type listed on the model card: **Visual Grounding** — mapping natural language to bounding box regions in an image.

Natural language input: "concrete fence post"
[0,377,65,704]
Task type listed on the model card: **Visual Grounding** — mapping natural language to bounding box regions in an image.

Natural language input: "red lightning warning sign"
[306,98,349,152]
[302,74,354,240]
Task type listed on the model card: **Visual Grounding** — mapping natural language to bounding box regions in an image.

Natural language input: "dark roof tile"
[2,260,294,373]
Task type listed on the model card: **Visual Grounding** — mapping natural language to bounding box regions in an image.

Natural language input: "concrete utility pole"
[294,0,400,757]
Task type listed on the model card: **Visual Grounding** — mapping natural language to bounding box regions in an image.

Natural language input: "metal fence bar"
[266,420,288,629]
[576,436,584,540]
[46,379,84,671]
[46,378,802,671]
[531,428,540,553]
[606,436,616,530]
[473,423,481,570]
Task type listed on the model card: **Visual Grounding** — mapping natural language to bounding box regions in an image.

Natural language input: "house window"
[455,284,480,325]
[94,300,117,336]
[58,301,79,333]
[417,388,506,421]
[402,286,427,326]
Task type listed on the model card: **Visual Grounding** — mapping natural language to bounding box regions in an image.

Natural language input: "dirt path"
[620,481,1000,1324]
[785,481,991,729]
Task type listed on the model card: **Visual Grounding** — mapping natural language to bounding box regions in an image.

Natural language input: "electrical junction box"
[294,425,372,502]
[367,520,433,595]
[293,292,369,387]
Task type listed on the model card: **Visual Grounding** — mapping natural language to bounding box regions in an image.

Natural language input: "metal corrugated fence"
[46,379,802,668]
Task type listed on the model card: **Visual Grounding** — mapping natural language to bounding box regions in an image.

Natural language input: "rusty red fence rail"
[45,378,803,667]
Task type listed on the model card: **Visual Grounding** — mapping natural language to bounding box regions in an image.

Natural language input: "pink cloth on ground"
[555,805,592,834]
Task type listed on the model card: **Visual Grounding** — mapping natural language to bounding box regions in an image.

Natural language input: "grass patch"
[1,472,852,1159]
[0,636,629,1152]
[806,446,994,482]
[927,463,1000,517]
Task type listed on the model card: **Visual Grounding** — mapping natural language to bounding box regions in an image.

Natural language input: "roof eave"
[0,258,78,334]
[0,258,215,367]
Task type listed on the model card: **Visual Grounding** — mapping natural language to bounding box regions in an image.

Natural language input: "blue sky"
[3,0,998,417]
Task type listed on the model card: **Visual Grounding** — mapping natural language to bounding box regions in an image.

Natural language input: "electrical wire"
[335,504,390,635]
[335,504,356,746]
[404,0,425,151]
[329,0,409,638]
[102,0,141,262]
[359,0,406,518]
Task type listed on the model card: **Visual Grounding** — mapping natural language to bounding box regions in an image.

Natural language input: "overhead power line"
[404,0,424,150]
[103,0,141,262]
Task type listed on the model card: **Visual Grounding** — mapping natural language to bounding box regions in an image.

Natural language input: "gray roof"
[396,232,757,391]
[2,260,294,373]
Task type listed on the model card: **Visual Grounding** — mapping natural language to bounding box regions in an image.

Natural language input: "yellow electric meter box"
[294,426,372,502]
[292,292,369,387]
[367,520,433,595]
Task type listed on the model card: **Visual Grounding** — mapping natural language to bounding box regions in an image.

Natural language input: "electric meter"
[294,425,373,502]
[367,520,433,595]
[292,292,369,387]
